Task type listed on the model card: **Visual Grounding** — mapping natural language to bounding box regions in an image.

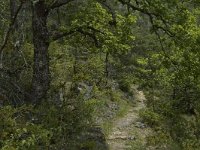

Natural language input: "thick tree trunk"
[31,1,50,104]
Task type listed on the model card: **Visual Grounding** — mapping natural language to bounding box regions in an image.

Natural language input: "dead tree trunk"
[31,1,50,104]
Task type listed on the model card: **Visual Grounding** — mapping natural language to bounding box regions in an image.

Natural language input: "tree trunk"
[105,52,109,78]
[31,1,50,104]
[10,0,18,29]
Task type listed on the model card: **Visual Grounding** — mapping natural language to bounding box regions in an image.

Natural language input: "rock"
[108,134,135,141]
[134,122,147,129]
[128,136,136,140]
[108,130,136,141]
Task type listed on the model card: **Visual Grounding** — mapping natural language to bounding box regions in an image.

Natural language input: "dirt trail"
[107,88,151,150]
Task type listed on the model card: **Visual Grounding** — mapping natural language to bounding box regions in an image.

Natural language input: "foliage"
[1,0,200,149]
[0,105,52,149]
[0,96,93,149]
[139,108,163,127]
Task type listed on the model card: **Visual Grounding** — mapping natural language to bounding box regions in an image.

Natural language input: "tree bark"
[105,52,109,78]
[10,0,18,28]
[31,1,50,104]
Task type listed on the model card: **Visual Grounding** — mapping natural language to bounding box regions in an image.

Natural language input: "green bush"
[118,79,131,93]
[0,106,52,150]
[139,108,163,127]
[0,96,93,149]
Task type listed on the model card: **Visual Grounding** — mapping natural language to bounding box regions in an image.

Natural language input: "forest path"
[106,87,151,150]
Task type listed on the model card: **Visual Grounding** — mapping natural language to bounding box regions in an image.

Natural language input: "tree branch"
[154,30,178,67]
[118,0,152,15]
[76,28,100,47]
[51,28,100,47]
[98,0,117,26]
[50,0,74,9]
[118,0,175,37]
[0,1,24,69]
[50,26,104,48]
[50,30,76,41]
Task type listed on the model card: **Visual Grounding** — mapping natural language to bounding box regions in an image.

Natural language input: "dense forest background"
[1,0,200,149]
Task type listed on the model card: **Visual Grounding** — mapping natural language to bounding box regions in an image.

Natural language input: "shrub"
[118,79,131,93]
[0,106,52,150]
[0,95,94,149]
[139,108,163,127]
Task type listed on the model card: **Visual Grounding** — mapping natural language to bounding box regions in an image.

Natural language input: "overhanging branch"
[50,26,104,47]
[118,0,174,37]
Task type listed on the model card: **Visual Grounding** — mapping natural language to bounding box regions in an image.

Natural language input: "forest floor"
[106,87,152,150]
